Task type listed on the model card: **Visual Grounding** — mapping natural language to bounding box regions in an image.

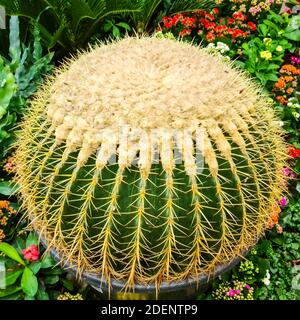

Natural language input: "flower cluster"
[273,64,300,105]
[3,157,15,173]
[21,244,39,262]
[212,280,254,300]
[238,260,259,281]
[281,166,297,184]
[289,145,300,159]
[262,269,271,286]
[57,292,84,300]
[0,200,17,242]
[215,0,284,17]
[286,97,300,121]
[267,203,281,229]
[159,9,257,45]
[291,55,300,65]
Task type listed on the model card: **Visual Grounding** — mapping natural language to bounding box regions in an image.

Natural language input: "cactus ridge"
[14,37,287,292]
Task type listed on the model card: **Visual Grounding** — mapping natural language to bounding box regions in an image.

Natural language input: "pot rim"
[41,236,248,293]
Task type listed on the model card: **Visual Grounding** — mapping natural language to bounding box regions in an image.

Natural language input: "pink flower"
[281,167,291,176]
[245,284,251,290]
[22,244,39,262]
[290,172,296,179]
[291,56,300,65]
[278,197,288,207]
[235,289,241,295]
[249,8,259,14]
[228,289,235,297]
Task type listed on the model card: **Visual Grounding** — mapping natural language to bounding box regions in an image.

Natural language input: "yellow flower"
[276,45,283,52]
[260,50,272,60]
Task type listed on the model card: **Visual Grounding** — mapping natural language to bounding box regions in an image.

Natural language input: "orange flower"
[267,203,281,228]
[284,76,294,82]
[0,200,10,210]
[0,230,5,241]
[280,64,300,75]
[286,87,294,94]
[276,96,288,105]
[274,77,285,90]
[0,217,8,226]
[276,224,283,234]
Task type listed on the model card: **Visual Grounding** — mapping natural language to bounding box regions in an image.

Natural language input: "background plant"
[0,0,141,54]
[0,16,53,159]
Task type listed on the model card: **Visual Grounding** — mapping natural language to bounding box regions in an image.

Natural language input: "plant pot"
[43,237,246,300]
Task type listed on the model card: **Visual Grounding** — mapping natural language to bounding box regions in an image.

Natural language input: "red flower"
[231,29,245,38]
[247,21,257,31]
[206,32,215,42]
[162,17,173,29]
[212,8,219,15]
[288,146,300,159]
[227,18,235,24]
[179,28,192,37]
[233,12,247,21]
[22,244,39,262]
[200,18,216,30]
[181,17,196,28]
[204,13,215,21]
[214,25,227,33]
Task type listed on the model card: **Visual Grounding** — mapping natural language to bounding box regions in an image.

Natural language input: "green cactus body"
[15,37,287,291]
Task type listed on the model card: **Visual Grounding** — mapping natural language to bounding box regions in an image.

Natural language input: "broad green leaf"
[29,261,42,275]
[9,16,21,69]
[21,267,38,296]
[5,269,24,286]
[36,284,49,300]
[60,278,74,291]
[116,22,131,31]
[112,25,121,38]
[0,181,19,196]
[0,243,25,266]
[0,285,22,298]
[44,275,59,285]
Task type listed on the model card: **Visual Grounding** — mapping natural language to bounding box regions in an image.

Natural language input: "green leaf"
[26,233,39,247]
[271,236,284,245]
[41,253,55,269]
[60,278,74,291]
[284,16,300,42]
[116,22,131,31]
[258,24,268,37]
[29,261,42,275]
[0,285,22,298]
[21,267,38,296]
[44,275,59,285]
[296,182,300,194]
[5,269,24,286]
[0,243,25,266]
[103,20,113,32]
[0,181,19,196]
[36,283,49,300]
[9,16,21,68]
[41,267,63,275]
[112,25,121,38]
[24,295,35,300]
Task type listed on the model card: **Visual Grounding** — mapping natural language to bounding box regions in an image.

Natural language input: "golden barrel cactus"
[15,37,286,292]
